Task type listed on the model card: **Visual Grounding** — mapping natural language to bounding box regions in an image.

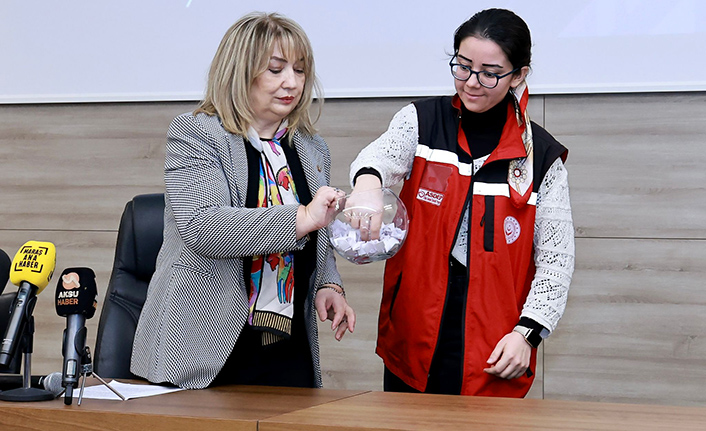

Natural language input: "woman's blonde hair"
[195,12,322,137]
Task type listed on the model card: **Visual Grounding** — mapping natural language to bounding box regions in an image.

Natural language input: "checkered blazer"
[130,112,342,389]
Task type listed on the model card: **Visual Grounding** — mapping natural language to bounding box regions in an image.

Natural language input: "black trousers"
[211,323,315,388]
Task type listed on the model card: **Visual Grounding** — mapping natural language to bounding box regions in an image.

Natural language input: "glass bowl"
[327,187,408,264]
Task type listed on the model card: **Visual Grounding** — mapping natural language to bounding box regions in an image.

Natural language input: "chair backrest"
[0,293,21,374]
[93,193,164,379]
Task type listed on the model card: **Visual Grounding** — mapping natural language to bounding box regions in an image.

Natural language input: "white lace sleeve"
[521,158,575,334]
[349,103,419,187]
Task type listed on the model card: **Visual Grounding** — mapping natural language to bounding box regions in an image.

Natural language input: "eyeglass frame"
[448,58,520,89]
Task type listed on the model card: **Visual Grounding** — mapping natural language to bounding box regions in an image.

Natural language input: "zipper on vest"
[459,177,472,388]
[428,178,473,387]
[482,195,495,252]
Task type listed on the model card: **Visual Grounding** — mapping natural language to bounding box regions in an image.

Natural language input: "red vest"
[376,94,567,397]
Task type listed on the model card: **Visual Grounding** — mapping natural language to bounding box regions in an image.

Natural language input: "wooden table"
[2,384,706,430]
[260,391,706,431]
[0,384,364,431]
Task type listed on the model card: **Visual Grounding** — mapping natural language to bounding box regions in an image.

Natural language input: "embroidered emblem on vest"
[504,216,521,244]
[417,188,444,206]
[508,158,530,193]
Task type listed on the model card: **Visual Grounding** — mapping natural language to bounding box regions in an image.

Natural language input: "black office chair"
[0,293,21,374]
[93,193,165,379]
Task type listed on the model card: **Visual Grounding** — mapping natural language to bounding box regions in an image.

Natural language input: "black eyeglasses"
[449,59,519,89]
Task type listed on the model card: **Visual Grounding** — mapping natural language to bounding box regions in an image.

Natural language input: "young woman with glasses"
[349,8,574,397]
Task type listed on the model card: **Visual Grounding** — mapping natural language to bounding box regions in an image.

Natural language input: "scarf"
[508,80,534,202]
[246,121,299,346]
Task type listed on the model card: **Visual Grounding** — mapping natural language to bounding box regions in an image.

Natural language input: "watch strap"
[513,325,542,349]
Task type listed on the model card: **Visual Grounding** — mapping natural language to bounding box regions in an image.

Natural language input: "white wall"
[2,0,705,103]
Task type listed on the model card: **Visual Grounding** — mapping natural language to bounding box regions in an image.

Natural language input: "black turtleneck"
[459,93,512,159]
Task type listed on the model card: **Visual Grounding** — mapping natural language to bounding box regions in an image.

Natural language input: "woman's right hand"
[315,285,356,341]
[296,186,344,239]
[348,174,383,241]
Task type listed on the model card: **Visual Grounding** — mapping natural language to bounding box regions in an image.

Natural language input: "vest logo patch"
[504,216,521,244]
[417,188,444,206]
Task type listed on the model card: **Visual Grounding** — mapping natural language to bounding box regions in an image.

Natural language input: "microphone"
[42,370,64,397]
[55,267,97,405]
[0,372,63,397]
[0,241,56,367]
[0,249,10,295]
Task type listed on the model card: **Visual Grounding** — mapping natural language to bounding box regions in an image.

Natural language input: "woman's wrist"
[296,204,318,239]
[353,168,382,186]
[353,173,382,190]
[317,284,345,298]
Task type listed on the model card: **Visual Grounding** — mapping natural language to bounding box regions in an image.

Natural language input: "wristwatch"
[513,325,542,349]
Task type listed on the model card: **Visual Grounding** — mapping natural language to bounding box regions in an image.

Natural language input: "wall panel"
[545,237,706,406]
[1,93,703,405]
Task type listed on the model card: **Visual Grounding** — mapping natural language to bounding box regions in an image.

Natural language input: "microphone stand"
[73,346,125,406]
[0,316,55,402]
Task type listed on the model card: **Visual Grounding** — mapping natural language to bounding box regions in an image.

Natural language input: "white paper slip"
[80,380,185,401]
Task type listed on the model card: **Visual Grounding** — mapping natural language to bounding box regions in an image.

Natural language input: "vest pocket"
[482,195,495,252]
[416,163,453,207]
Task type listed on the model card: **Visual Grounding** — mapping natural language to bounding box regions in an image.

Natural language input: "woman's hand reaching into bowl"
[347,174,384,241]
[328,181,408,265]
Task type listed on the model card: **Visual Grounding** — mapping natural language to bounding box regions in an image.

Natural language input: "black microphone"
[0,372,63,397]
[55,267,97,405]
[0,249,10,295]
[0,241,56,367]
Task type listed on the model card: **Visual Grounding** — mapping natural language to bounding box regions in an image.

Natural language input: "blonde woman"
[131,12,354,389]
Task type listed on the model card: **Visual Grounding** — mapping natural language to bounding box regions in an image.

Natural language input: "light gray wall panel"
[545,237,706,406]
[0,103,190,230]
[544,93,706,239]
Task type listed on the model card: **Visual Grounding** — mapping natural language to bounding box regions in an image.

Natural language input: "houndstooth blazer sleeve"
[130,112,340,389]
[164,112,305,257]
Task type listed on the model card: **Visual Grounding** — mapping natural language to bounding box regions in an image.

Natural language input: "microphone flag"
[55,268,97,318]
[9,241,56,293]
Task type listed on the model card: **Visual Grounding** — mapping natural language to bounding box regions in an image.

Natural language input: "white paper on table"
[80,380,185,400]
